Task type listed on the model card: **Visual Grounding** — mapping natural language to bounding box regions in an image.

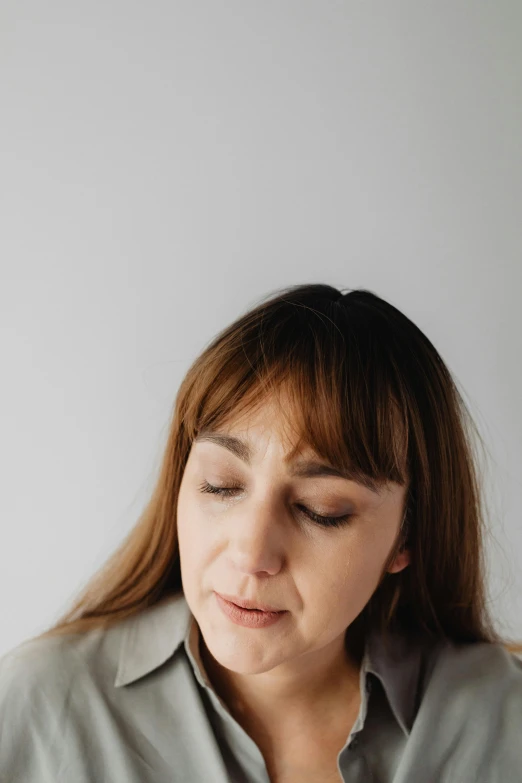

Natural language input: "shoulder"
[422,640,522,751]
[0,626,112,729]
[0,635,76,780]
[0,633,78,709]
[432,638,522,694]
[0,620,122,702]
[0,624,124,781]
[415,641,522,778]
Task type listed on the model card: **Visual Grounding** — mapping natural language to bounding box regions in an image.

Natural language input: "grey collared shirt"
[1,592,521,782]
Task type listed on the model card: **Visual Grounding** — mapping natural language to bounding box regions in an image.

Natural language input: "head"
[176,388,410,677]
[40,283,522,656]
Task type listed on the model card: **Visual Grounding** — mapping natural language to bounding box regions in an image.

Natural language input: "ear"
[387,548,411,574]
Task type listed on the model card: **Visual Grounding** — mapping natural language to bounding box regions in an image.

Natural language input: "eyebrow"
[194,431,382,494]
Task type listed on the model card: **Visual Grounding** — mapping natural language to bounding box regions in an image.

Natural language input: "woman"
[1,283,521,783]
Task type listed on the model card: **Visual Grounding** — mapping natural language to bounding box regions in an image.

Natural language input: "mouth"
[214,593,289,628]
[215,592,286,613]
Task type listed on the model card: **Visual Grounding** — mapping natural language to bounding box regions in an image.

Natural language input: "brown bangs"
[182,293,410,493]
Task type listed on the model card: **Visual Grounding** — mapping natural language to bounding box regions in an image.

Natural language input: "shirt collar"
[114,592,430,736]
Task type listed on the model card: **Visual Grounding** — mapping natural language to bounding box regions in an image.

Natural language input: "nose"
[225,495,286,576]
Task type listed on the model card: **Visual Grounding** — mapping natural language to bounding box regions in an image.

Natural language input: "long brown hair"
[34,284,522,654]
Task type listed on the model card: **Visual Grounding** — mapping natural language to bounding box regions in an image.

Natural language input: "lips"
[215,593,288,628]
[216,592,284,613]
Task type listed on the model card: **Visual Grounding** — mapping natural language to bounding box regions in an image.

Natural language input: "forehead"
[195,392,313,461]
[210,390,305,444]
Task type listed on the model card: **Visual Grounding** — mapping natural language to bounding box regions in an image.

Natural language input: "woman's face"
[176,397,410,679]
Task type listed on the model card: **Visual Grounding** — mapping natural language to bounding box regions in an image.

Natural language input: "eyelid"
[199,474,356,508]
[197,479,356,529]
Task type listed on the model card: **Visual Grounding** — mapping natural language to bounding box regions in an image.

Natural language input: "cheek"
[176,490,202,567]
[310,532,390,606]
[176,488,218,573]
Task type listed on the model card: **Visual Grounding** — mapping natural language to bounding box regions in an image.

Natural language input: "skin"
[176,395,411,776]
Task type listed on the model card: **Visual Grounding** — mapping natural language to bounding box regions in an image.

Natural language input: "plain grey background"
[1,1,521,657]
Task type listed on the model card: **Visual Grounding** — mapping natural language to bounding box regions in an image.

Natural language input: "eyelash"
[197,480,353,529]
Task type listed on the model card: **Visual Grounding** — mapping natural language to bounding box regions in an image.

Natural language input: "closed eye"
[197,480,353,529]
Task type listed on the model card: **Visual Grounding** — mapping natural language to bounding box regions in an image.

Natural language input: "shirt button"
[349,736,359,749]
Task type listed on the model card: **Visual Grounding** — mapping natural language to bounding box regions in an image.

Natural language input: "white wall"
[1,1,521,655]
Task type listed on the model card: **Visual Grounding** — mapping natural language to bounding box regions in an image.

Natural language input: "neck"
[198,631,363,733]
